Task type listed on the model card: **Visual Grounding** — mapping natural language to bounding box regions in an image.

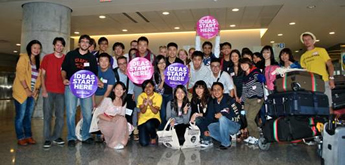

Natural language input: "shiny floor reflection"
[0,100,321,165]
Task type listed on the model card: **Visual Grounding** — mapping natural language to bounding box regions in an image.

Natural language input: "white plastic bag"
[157,118,181,149]
[181,122,201,149]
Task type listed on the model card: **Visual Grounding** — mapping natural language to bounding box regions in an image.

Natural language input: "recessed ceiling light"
[16,43,21,46]
[13,50,18,53]
[74,31,80,34]
[295,50,299,53]
[316,39,320,42]
[289,22,296,25]
[162,11,169,15]
[122,29,128,32]
[307,5,316,9]
[278,33,283,36]
[174,27,180,30]
[329,32,335,35]
[99,15,106,19]
[232,8,239,12]
[270,41,275,44]
[230,24,236,27]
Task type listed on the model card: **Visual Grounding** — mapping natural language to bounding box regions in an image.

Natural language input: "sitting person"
[137,80,163,146]
[207,82,241,150]
[91,82,129,150]
[190,80,212,148]
[279,48,301,69]
[166,85,191,146]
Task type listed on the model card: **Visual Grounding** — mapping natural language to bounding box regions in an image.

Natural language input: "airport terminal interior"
[0,0,345,164]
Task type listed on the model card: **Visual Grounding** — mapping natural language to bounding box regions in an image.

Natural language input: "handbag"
[181,122,201,149]
[157,118,181,149]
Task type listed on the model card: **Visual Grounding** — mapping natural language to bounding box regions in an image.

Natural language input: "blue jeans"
[158,94,173,130]
[208,116,240,147]
[138,118,160,146]
[65,86,92,141]
[14,97,35,140]
[195,117,211,142]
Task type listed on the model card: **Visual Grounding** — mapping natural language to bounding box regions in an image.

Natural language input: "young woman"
[95,82,129,150]
[261,45,279,93]
[253,52,265,70]
[228,49,245,103]
[12,40,42,145]
[166,85,191,146]
[153,55,166,95]
[190,80,212,147]
[178,49,190,65]
[279,48,301,69]
[137,80,162,146]
[240,58,265,145]
[241,48,253,61]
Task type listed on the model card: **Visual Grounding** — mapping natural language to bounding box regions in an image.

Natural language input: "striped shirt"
[31,64,38,90]
[242,68,264,99]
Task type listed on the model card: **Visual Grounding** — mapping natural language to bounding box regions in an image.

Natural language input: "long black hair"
[261,45,278,65]
[26,40,42,69]
[192,80,210,109]
[171,85,189,114]
[110,81,127,106]
[279,48,295,66]
[153,55,166,84]
[253,52,265,70]
[229,49,244,75]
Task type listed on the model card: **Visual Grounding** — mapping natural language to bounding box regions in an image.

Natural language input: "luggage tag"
[230,72,235,76]
[84,62,90,67]
[252,85,257,90]
[312,52,319,56]
[125,108,133,116]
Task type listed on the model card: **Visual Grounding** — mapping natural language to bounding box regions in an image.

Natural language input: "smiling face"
[230,52,240,63]
[303,35,314,48]
[31,44,41,56]
[114,46,124,56]
[178,50,187,61]
[221,45,231,56]
[210,62,221,75]
[168,46,177,59]
[195,86,205,99]
[99,41,108,52]
[79,38,90,51]
[203,45,212,56]
[240,63,250,72]
[144,82,154,96]
[212,84,223,100]
[157,58,166,71]
[117,58,127,73]
[262,49,271,60]
[99,56,110,70]
[54,41,64,54]
[138,41,148,55]
[280,52,290,63]
[175,88,185,102]
[113,84,125,98]
[193,56,203,70]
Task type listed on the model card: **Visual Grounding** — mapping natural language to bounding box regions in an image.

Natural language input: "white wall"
[72,29,263,56]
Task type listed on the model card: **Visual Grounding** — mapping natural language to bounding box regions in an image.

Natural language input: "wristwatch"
[329,76,334,80]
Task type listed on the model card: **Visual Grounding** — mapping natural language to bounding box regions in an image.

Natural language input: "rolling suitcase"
[322,123,345,165]
[266,91,329,116]
[275,71,325,92]
[332,89,345,110]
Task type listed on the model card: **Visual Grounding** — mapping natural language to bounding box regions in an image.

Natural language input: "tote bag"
[181,122,201,149]
[157,118,181,149]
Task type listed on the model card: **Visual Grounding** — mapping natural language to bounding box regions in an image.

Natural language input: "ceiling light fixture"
[270,41,275,44]
[289,22,296,25]
[174,27,180,30]
[232,8,239,12]
[122,29,128,32]
[329,32,335,35]
[307,5,316,9]
[295,50,299,53]
[162,11,169,15]
[74,31,80,34]
[13,50,18,53]
[230,24,236,27]
[99,15,106,19]
[16,43,20,46]
[278,33,283,36]
[316,39,320,42]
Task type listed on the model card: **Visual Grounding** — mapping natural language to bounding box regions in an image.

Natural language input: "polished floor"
[0,100,321,165]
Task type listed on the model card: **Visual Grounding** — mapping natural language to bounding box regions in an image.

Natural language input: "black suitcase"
[267,91,329,116]
[332,89,345,110]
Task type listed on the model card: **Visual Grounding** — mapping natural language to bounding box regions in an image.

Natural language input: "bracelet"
[24,87,28,89]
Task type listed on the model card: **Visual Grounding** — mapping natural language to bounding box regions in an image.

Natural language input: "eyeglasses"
[211,65,220,68]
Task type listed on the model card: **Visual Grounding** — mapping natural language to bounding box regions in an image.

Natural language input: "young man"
[158,45,167,57]
[207,58,235,97]
[130,40,138,49]
[41,37,66,148]
[300,32,335,113]
[89,38,97,55]
[207,82,241,150]
[130,36,155,63]
[202,41,217,66]
[188,51,211,91]
[112,42,128,68]
[93,53,115,108]
[166,42,183,66]
[220,42,232,72]
[98,37,108,54]
[61,34,103,147]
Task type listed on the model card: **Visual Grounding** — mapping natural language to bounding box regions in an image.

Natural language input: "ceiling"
[0,0,345,57]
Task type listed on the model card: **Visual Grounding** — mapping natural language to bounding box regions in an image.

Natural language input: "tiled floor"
[0,100,322,165]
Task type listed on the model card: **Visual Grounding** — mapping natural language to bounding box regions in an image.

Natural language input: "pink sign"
[127,57,154,85]
[196,16,219,39]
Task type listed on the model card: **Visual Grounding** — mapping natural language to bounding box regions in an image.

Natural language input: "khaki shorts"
[324,81,332,107]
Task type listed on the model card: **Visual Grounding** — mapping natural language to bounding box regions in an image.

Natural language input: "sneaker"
[43,141,52,148]
[114,144,124,150]
[200,140,213,148]
[68,140,76,147]
[53,138,65,145]
[243,136,253,143]
[82,138,94,144]
[219,145,229,150]
[248,137,259,145]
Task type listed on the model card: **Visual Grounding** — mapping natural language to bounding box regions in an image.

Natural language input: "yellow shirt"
[137,92,162,126]
[300,47,330,81]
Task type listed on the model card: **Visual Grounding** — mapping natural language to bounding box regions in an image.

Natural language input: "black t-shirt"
[61,48,98,79]
[164,57,184,94]
[222,60,232,73]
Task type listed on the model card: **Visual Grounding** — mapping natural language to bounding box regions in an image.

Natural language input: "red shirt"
[41,53,65,93]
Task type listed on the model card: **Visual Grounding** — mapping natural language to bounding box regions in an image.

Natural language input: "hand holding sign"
[69,70,98,98]
[127,57,154,85]
[164,63,189,88]
[197,16,219,39]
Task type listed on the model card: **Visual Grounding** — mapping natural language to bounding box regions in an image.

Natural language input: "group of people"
[12,32,335,150]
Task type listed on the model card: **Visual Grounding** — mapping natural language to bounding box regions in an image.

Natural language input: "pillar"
[21,2,72,118]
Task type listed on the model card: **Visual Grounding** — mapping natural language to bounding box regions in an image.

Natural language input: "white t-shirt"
[188,63,211,89]
[207,71,234,94]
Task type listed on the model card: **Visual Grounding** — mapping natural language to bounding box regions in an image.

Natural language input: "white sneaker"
[248,137,258,145]
[200,141,213,148]
[114,144,124,150]
[243,136,253,143]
